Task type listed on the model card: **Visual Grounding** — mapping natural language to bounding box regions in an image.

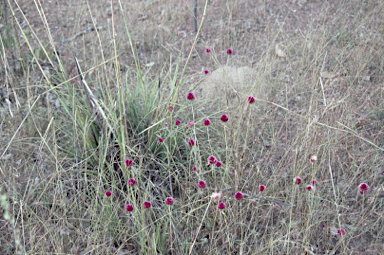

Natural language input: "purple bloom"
[204,70,209,74]
[208,156,217,164]
[206,48,211,53]
[220,114,229,122]
[226,48,232,55]
[215,161,222,167]
[218,202,226,210]
[259,185,265,192]
[105,191,112,197]
[158,138,164,143]
[127,178,136,187]
[203,119,211,126]
[126,204,133,212]
[188,139,195,146]
[248,96,255,104]
[192,166,197,171]
[143,201,151,209]
[175,120,181,126]
[125,159,133,167]
[187,92,195,100]
[198,180,207,189]
[359,183,369,194]
[294,177,301,185]
[165,197,174,205]
[234,192,243,200]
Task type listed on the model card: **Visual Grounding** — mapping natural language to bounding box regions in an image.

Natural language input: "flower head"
[311,179,317,185]
[306,185,314,191]
[337,228,346,236]
[164,123,168,127]
[204,70,209,75]
[125,159,133,167]
[359,183,369,194]
[158,138,164,143]
[187,121,195,128]
[211,192,222,200]
[248,96,255,104]
[208,156,217,164]
[125,204,133,212]
[167,105,174,111]
[105,191,112,197]
[215,161,222,167]
[234,192,243,200]
[188,139,195,146]
[165,197,174,205]
[198,180,207,189]
[218,202,226,210]
[226,48,232,55]
[206,48,211,53]
[192,166,197,171]
[203,119,211,126]
[259,185,266,192]
[310,155,317,163]
[294,177,302,185]
[143,201,151,209]
[187,92,195,100]
[220,114,229,122]
[175,120,181,126]
[127,178,136,187]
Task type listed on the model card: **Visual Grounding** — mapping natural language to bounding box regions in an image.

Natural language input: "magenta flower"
[204,70,209,75]
[203,119,211,126]
[218,202,226,210]
[187,121,195,128]
[259,185,265,192]
[158,138,164,143]
[175,120,181,126]
[337,228,346,236]
[192,166,197,171]
[125,159,133,167]
[220,114,229,122]
[127,178,136,187]
[208,156,217,164]
[198,180,207,189]
[167,105,174,111]
[322,224,325,228]
[105,191,112,197]
[248,96,255,104]
[187,92,195,100]
[165,197,174,205]
[206,48,211,53]
[143,201,151,209]
[306,185,314,191]
[311,179,317,185]
[215,161,222,167]
[234,192,243,200]
[164,123,168,127]
[188,139,195,146]
[125,204,133,212]
[359,183,369,194]
[309,155,317,163]
[294,177,301,185]
[226,48,232,55]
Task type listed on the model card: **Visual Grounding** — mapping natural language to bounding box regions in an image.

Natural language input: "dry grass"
[1,0,384,254]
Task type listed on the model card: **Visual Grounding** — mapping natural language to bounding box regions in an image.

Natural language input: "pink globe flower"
[234,192,244,200]
[220,114,229,122]
[306,185,314,191]
[208,156,217,164]
[125,204,133,212]
[309,155,317,163]
[226,48,232,55]
[311,179,317,185]
[259,185,265,192]
[188,139,195,146]
[337,228,346,236]
[143,201,151,209]
[192,166,197,171]
[198,180,207,189]
[187,121,195,128]
[294,177,301,185]
[127,178,136,187]
[164,123,168,127]
[187,92,195,100]
[215,161,222,167]
[105,191,112,197]
[248,96,255,104]
[204,70,209,74]
[206,48,211,53]
[125,159,133,167]
[158,138,164,143]
[203,119,211,126]
[167,105,174,111]
[165,197,174,205]
[218,202,226,210]
[175,120,181,126]
[359,183,369,194]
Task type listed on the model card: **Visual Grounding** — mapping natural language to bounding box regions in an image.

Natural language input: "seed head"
[158,138,164,143]
[211,192,222,200]
[226,48,233,55]
[203,119,211,126]
[294,177,301,185]
[192,166,197,171]
[143,201,151,209]
[204,70,209,75]
[187,121,195,128]
[259,185,265,192]
[125,159,133,167]
[234,192,243,200]
[125,204,133,212]
[206,48,211,53]
[359,183,369,194]
[165,197,174,205]
[248,96,255,104]
[188,139,195,146]
[105,191,112,197]
[198,180,207,189]
[218,202,226,210]
[310,155,317,163]
[175,120,181,126]
[208,156,217,164]
[220,114,229,122]
[187,92,195,100]
[127,178,136,187]
[167,105,174,111]
[337,228,346,236]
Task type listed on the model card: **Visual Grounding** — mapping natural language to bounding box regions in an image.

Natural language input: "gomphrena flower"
[126,204,133,212]
[248,96,255,104]
[105,191,112,197]
[167,105,174,111]
[125,159,133,167]
[165,197,174,205]
[143,201,151,209]
[337,228,346,236]
[206,48,211,53]
[175,120,181,126]
[294,177,302,185]
[226,48,233,55]
[234,192,244,200]
[359,183,369,194]
[309,155,317,163]
[311,179,317,185]
[220,114,229,122]
[215,161,222,167]
[218,202,226,210]
[187,121,195,128]
[198,180,207,189]
[211,192,222,200]
[192,166,197,171]
[204,70,209,75]
[259,185,266,192]
[187,92,195,100]
[127,178,136,187]
[306,185,314,191]
[188,139,195,146]
[208,156,217,164]
[203,119,211,126]
[158,138,164,143]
